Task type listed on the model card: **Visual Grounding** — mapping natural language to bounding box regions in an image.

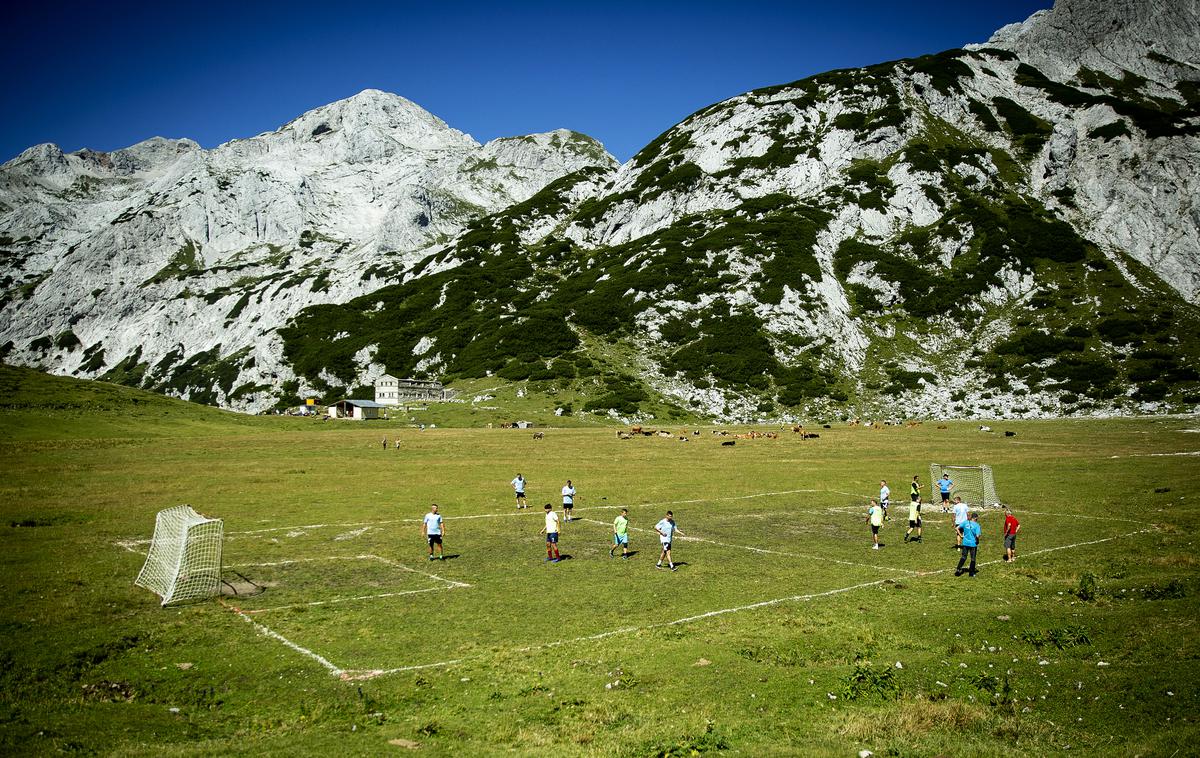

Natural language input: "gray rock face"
[0,90,617,409]
[1,0,1196,418]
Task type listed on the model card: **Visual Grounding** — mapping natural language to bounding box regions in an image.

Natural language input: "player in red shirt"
[1002,507,1020,563]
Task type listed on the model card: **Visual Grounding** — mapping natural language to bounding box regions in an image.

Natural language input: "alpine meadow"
[2,0,1200,754]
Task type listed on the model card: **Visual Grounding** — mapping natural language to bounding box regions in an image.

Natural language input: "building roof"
[338,399,388,408]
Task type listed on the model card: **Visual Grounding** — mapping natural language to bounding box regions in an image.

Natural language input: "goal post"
[929,464,1001,508]
[135,505,224,606]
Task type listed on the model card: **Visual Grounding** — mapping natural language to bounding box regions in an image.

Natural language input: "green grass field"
[2,366,1198,756]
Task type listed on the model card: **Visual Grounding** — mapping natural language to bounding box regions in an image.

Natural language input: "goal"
[135,505,224,606]
[929,464,1001,508]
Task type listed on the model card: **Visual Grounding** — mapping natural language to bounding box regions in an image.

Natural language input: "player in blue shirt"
[422,504,445,560]
[955,512,981,577]
[655,511,684,571]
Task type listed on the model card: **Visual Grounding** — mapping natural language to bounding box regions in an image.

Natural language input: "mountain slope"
[0,90,617,407]
[3,0,1198,421]
[281,0,1200,421]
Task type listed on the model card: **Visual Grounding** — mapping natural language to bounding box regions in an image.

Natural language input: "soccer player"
[655,510,683,570]
[952,496,969,548]
[955,511,981,577]
[611,507,630,559]
[866,498,884,549]
[562,479,576,521]
[937,473,954,512]
[422,504,445,560]
[910,475,921,506]
[512,473,528,509]
[540,503,561,562]
[879,480,891,521]
[905,496,922,543]
[1002,506,1020,563]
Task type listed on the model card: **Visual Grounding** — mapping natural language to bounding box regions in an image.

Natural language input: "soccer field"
[3,391,1199,755]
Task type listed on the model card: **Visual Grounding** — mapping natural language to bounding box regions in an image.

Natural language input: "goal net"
[929,464,1001,509]
[135,505,224,606]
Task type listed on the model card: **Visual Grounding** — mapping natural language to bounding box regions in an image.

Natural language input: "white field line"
[575,517,915,574]
[1109,451,1200,458]
[246,586,453,614]
[224,554,470,589]
[340,527,1157,681]
[225,602,344,678]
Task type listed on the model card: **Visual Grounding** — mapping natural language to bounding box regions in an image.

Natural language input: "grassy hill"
[1,367,1197,755]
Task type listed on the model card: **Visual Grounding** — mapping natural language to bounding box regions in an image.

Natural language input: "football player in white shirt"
[421,504,445,560]
[540,503,561,563]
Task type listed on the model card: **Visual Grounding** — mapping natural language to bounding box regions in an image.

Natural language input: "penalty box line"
[574,517,915,575]
[338,527,1158,681]
[223,554,471,614]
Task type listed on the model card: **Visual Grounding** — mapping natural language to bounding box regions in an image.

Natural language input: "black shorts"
[911,494,919,502]
[515,491,526,500]
[563,502,573,509]
[546,532,559,543]
[870,524,880,535]
[427,534,442,546]
[909,519,921,528]
[941,492,951,502]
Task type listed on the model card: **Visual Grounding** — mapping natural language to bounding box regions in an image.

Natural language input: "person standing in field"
[867,498,884,550]
[422,504,445,561]
[655,510,683,570]
[955,511,981,577]
[1002,506,1021,563]
[540,503,561,563]
[879,480,891,521]
[512,473,528,509]
[382,437,388,450]
[952,496,969,548]
[910,475,921,507]
[562,479,576,521]
[611,507,630,559]
[905,496,922,543]
[938,473,954,512]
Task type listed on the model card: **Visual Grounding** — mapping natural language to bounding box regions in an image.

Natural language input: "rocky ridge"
[2,0,1199,421]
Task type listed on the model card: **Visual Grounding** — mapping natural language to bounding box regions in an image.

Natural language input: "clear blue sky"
[2,0,1051,163]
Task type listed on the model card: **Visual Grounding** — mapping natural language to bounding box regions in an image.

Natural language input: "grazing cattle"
[1004,431,1017,437]
[803,432,820,439]
[792,424,803,434]
[533,431,545,440]
[693,430,700,436]
[631,425,643,435]
[979,425,992,432]
[618,432,632,440]
[657,430,671,438]
[765,432,779,439]
[721,440,736,446]
[906,420,922,428]
[937,424,948,430]
[677,436,689,442]
[823,424,832,429]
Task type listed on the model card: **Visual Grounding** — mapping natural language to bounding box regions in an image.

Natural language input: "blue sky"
[2,1,1051,163]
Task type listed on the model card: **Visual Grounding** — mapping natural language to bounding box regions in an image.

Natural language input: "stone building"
[374,374,448,404]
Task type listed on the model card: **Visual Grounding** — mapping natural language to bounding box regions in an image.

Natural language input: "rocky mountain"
[3,0,1199,421]
[0,90,616,406]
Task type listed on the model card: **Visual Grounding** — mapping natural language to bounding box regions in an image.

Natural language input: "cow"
[657,430,671,438]
[533,431,545,440]
[631,425,643,435]
[979,425,992,432]
[1004,430,1017,437]
[803,432,820,439]
[618,432,632,440]
[721,440,736,446]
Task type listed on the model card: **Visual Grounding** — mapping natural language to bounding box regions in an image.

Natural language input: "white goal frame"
[929,464,1001,508]
[135,505,224,606]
